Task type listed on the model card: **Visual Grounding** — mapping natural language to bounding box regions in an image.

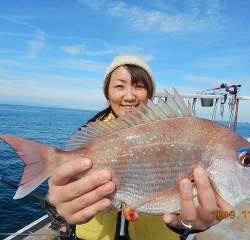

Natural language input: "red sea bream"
[1,88,250,216]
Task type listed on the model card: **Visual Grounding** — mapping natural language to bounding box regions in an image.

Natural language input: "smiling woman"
[47,55,233,240]
[84,55,156,122]
[103,56,155,117]
[107,65,149,116]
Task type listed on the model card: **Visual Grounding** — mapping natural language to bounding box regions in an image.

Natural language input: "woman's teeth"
[123,105,136,109]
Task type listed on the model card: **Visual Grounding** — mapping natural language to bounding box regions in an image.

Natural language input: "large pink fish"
[1,88,250,215]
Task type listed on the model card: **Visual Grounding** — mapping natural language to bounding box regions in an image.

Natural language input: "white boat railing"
[154,92,250,131]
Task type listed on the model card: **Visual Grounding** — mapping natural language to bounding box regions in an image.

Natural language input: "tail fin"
[0,134,55,199]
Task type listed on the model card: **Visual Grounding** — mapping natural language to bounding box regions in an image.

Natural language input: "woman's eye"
[115,85,123,89]
[135,85,144,89]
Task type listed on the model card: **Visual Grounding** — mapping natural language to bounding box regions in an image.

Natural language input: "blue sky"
[0,0,250,122]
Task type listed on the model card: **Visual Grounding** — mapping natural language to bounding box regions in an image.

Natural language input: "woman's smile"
[108,66,148,116]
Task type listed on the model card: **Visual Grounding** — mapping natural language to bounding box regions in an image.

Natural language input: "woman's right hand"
[48,158,116,225]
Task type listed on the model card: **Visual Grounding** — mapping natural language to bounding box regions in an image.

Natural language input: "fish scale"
[1,88,250,216]
[70,118,213,214]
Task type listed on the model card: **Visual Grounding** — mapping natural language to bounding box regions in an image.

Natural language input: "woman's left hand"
[163,167,234,231]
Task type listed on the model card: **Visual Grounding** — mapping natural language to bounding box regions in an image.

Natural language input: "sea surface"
[0,104,250,239]
[0,104,98,239]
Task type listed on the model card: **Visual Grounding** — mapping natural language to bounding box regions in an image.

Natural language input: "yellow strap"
[102,112,116,122]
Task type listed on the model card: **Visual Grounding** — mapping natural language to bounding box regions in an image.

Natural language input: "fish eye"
[239,151,250,167]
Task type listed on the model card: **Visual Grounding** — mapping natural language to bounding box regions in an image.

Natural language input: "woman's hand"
[163,167,234,230]
[48,158,116,225]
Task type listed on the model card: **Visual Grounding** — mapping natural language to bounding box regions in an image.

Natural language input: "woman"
[48,56,233,240]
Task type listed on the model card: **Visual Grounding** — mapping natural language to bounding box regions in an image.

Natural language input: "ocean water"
[0,104,250,239]
[0,104,98,239]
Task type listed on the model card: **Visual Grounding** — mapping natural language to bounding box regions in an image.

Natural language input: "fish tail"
[0,134,55,199]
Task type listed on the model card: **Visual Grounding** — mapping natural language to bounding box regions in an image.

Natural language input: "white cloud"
[78,0,226,33]
[156,84,202,94]
[0,78,106,110]
[0,31,104,42]
[108,2,127,16]
[34,74,100,86]
[182,74,250,92]
[0,15,45,40]
[61,43,85,55]
[137,54,154,62]
[84,49,115,56]
[61,43,114,56]
[183,74,220,83]
[0,59,37,68]
[183,74,234,86]
[61,46,82,55]
[196,56,246,68]
[0,31,34,37]
[0,67,17,73]
[60,43,154,61]
[47,59,107,72]
[23,41,45,59]
[77,0,108,10]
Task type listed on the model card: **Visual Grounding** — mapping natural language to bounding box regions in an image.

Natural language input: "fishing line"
[0,233,65,236]
[23,203,32,207]
[0,174,48,192]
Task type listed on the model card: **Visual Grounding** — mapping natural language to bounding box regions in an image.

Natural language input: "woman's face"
[108,66,148,116]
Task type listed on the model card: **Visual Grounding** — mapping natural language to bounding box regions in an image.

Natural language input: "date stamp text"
[212,211,250,219]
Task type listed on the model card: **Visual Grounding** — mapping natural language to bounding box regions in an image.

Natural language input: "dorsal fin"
[164,89,184,117]
[124,111,144,125]
[173,87,191,117]
[65,88,195,150]
[146,100,165,119]
[140,102,161,120]
[157,97,175,118]
[188,100,196,117]
[130,106,151,123]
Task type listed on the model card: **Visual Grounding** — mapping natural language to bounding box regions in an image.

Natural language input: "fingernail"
[81,159,91,168]
[196,168,206,180]
[100,199,110,208]
[99,171,110,181]
[181,181,191,192]
[103,183,114,192]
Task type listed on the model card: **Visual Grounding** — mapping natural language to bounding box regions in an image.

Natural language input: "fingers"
[57,169,113,202]
[163,179,196,228]
[48,158,116,225]
[50,158,92,186]
[59,181,115,215]
[73,198,112,224]
[163,167,229,230]
[162,213,177,226]
[194,168,216,210]
[193,167,218,227]
[179,179,197,227]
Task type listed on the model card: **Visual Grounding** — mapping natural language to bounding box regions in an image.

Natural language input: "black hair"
[86,105,114,123]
